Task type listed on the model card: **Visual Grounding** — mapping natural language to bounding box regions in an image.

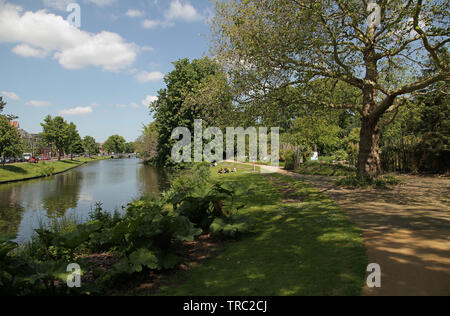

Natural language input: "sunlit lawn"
[0,157,108,182]
[155,163,367,296]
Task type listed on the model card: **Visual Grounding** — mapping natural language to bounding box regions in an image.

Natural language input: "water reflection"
[0,159,167,243]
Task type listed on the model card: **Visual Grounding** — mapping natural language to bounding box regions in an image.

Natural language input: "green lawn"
[0,157,109,183]
[291,161,356,177]
[155,163,367,296]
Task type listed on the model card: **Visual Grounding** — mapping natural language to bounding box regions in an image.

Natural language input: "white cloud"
[25,100,52,107]
[126,9,144,18]
[140,1,202,29]
[141,19,160,29]
[12,44,49,58]
[135,71,164,83]
[1,91,20,101]
[59,106,93,115]
[165,0,203,22]
[0,1,138,71]
[142,95,158,107]
[130,102,139,108]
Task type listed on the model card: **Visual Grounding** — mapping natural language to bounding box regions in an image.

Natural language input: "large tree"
[66,122,84,159]
[212,0,449,178]
[104,135,126,155]
[41,116,70,160]
[83,136,100,157]
[150,57,233,167]
[0,113,22,163]
[135,123,158,163]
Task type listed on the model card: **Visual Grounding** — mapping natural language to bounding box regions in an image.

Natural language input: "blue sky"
[0,0,214,142]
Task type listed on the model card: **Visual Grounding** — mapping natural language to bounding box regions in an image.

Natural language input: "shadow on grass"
[0,165,27,174]
[154,171,367,296]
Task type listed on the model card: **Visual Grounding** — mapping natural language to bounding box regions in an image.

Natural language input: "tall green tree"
[83,136,99,157]
[65,122,84,160]
[150,57,232,167]
[124,142,136,154]
[213,0,449,178]
[0,99,22,163]
[104,135,126,155]
[135,122,158,163]
[41,116,69,160]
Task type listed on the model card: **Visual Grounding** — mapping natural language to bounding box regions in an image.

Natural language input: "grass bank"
[154,162,367,296]
[0,156,110,184]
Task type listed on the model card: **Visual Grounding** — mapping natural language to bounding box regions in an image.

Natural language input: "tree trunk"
[357,116,382,178]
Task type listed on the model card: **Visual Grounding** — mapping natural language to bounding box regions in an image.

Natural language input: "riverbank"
[0,156,110,184]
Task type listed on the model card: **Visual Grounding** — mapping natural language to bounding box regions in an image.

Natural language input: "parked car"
[23,153,32,161]
[29,157,39,164]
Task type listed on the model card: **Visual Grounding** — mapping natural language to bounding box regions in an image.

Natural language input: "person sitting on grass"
[218,168,224,174]
[232,168,237,173]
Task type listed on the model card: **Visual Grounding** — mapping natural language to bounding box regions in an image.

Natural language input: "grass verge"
[152,163,367,296]
[0,156,110,183]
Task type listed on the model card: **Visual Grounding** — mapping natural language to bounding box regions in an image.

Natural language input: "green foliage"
[83,136,99,156]
[381,91,449,174]
[135,122,158,163]
[294,162,355,177]
[41,116,70,159]
[150,57,231,167]
[0,236,85,296]
[0,115,22,161]
[124,142,135,154]
[284,150,295,170]
[332,149,348,162]
[39,162,55,177]
[103,135,126,154]
[172,183,233,231]
[209,214,254,239]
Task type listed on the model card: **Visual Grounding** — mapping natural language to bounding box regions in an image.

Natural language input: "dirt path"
[237,163,450,296]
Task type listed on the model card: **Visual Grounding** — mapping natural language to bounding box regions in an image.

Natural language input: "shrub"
[284,150,295,170]
[335,175,402,188]
[39,162,55,177]
[172,183,233,231]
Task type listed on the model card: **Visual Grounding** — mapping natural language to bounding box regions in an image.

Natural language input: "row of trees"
[0,99,102,163]
[40,115,101,160]
[2,95,137,164]
[103,135,135,155]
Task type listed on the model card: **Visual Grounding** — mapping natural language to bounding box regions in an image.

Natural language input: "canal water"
[0,158,168,243]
